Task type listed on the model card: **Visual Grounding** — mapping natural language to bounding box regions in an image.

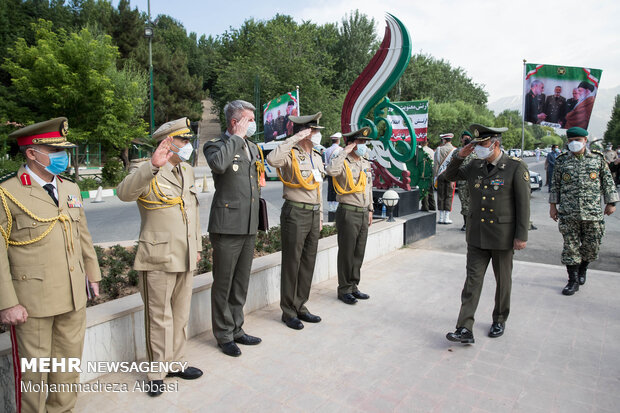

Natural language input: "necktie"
[486,163,494,173]
[43,183,59,206]
[172,166,183,186]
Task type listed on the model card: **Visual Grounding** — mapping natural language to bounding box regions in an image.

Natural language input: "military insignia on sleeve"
[590,172,597,179]
[67,195,83,208]
[523,171,529,181]
[563,173,571,182]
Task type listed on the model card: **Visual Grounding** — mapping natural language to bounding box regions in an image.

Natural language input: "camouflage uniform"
[550,149,618,266]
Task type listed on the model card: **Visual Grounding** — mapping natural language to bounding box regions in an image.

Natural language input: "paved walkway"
[75,246,620,413]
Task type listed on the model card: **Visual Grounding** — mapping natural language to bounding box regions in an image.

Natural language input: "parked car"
[529,170,542,191]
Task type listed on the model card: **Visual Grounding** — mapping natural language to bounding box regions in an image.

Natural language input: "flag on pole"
[523,63,602,130]
[262,90,299,143]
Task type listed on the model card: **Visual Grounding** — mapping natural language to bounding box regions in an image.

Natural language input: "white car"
[529,170,542,191]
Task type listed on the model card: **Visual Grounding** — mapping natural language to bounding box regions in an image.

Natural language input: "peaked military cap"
[288,112,324,129]
[9,117,77,148]
[566,127,588,139]
[153,117,191,142]
[469,124,508,143]
[439,133,454,140]
[343,127,372,143]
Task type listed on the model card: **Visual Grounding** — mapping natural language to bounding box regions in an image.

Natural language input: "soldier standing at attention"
[549,127,618,296]
[266,113,325,330]
[456,130,475,231]
[443,124,530,344]
[0,118,101,412]
[203,100,263,357]
[326,127,374,305]
[434,133,457,224]
[117,118,203,396]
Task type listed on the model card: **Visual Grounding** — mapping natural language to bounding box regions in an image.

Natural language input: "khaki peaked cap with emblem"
[9,117,76,148]
[288,112,324,129]
[343,127,372,143]
[153,117,191,142]
[469,124,508,143]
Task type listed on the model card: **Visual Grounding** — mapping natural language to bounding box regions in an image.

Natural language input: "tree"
[604,94,620,147]
[3,19,148,174]
[427,100,495,148]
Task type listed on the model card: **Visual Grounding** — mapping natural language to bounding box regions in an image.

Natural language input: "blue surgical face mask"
[355,143,368,157]
[34,149,69,176]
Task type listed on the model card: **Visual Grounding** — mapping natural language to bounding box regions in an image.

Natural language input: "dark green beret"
[461,130,473,138]
[566,127,588,138]
[469,124,508,143]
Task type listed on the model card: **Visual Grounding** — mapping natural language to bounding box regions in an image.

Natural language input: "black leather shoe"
[488,322,505,338]
[298,312,321,323]
[446,327,475,344]
[147,379,164,397]
[460,225,466,231]
[167,366,203,380]
[282,316,304,330]
[563,265,580,295]
[338,293,358,305]
[234,334,262,345]
[351,291,370,300]
[218,341,242,357]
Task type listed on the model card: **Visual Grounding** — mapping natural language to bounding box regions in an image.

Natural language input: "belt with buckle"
[339,203,366,213]
[286,201,320,211]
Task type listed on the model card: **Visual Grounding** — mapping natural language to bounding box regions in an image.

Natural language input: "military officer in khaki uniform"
[266,113,325,330]
[434,133,457,224]
[0,117,101,413]
[203,100,263,358]
[117,118,203,396]
[326,127,373,305]
[443,124,530,344]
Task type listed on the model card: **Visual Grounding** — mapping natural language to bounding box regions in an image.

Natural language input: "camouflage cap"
[153,117,191,142]
[469,124,508,143]
[566,127,588,139]
[288,112,324,129]
[343,127,372,143]
[9,117,77,148]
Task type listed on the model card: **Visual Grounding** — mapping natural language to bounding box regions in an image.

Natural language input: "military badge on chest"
[490,178,504,191]
[233,154,240,172]
[67,194,83,208]
[474,176,483,189]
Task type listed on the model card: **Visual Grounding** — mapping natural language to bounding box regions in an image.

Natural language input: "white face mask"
[474,143,494,159]
[568,140,585,153]
[171,142,193,161]
[246,121,257,137]
[311,131,322,146]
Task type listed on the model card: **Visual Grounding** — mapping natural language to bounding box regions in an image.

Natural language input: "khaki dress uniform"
[266,114,325,322]
[325,128,373,297]
[434,137,456,221]
[117,119,201,381]
[203,131,262,344]
[0,118,101,413]
[444,125,530,334]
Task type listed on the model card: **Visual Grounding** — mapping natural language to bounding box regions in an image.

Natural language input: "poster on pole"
[262,90,299,143]
[386,100,429,142]
[524,63,602,130]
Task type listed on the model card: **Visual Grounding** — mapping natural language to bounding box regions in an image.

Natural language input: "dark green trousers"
[210,233,256,344]
[456,244,513,331]
[335,206,368,295]
[280,202,320,320]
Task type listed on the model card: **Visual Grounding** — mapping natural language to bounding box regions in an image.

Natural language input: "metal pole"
[296,85,300,114]
[148,0,155,138]
[521,59,526,158]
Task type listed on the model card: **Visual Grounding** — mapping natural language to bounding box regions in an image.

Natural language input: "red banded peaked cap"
[153,117,191,142]
[9,117,76,148]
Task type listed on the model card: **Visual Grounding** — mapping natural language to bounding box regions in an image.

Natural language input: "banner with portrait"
[262,90,299,143]
[386,100,429,143]
[524,63,602,130]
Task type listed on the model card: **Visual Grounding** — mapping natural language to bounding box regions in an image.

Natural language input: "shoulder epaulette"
[59,174,75,183]
[557,151,569,158]
[209,137,221,142]
[510,156,521,161]
[312,148,321,155]
[591,149,604,157]
[0,171,16,184]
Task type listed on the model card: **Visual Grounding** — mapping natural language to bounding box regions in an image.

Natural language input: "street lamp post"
[145,0,155,138]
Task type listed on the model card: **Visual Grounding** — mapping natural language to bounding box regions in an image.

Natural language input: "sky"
[116,0,620,105]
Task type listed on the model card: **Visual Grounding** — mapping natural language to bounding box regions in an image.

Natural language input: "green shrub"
[77,177,100,191]
[102,157,127,187]
[0,155,24,176]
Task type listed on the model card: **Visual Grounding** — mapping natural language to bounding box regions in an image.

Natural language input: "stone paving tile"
[75,248,620,412]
